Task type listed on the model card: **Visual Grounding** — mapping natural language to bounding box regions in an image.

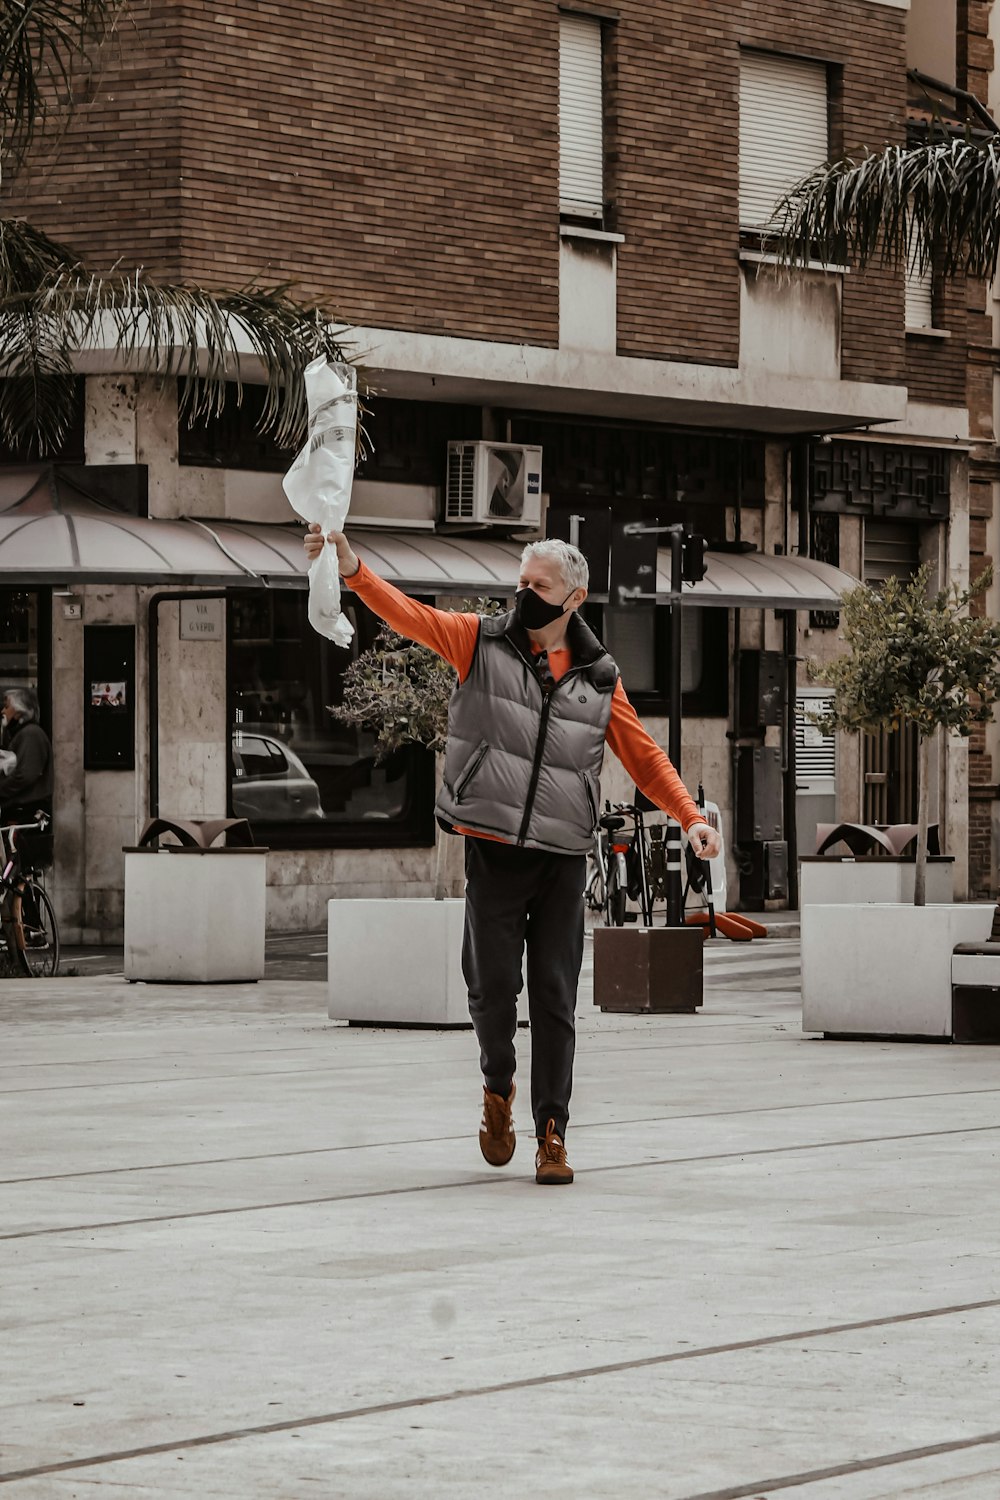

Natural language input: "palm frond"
[0,0,128,170]
[0,213,78,294]
[769,137,1000,281]
[0,217,354,454]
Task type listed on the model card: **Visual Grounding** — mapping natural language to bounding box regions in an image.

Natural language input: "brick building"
[0,0,993,937]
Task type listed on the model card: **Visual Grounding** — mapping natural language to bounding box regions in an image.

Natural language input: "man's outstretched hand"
[303,522,361,577]
[688,822,722,860]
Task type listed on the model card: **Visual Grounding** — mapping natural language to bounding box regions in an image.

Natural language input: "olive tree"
[813,566,1000,905]
[332,601,504,898]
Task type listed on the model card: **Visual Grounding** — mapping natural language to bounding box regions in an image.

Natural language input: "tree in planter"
[332,601,504,900]
[812,565,1000,906]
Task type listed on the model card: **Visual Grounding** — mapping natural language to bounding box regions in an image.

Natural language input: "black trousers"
[462,838,586,1139]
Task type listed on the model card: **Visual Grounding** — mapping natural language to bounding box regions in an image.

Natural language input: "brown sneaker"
[479,1083,516,1166]
[535,1119,574,1185]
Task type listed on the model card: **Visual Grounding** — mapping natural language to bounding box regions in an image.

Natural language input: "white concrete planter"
[328,897,527,1027]
[800,858,955,907]
[124,849,267,983]
[801,902,995,1039]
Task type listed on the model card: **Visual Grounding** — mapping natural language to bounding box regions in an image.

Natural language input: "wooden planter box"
[593,926,704,1014]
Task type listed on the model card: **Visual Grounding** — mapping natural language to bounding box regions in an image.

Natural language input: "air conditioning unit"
[444,442,542,527]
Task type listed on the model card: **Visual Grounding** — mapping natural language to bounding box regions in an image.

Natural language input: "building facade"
[0,0,993,938]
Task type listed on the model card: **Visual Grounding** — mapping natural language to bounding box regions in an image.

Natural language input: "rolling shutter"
[863,519,921,586]
[739,51,829,230]
[560,14,604,219]
[905,251,934,329]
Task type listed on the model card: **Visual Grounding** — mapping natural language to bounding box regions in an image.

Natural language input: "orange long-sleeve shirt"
[346,560,703,834]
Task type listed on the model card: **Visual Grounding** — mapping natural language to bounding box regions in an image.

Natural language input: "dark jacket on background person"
[0,718,53,818]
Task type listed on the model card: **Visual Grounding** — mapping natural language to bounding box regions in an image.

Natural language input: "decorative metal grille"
[810,442,950,520]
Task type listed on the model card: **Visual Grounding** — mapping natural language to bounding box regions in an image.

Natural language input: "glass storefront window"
[0,590,43,709]
[227,590,434,848]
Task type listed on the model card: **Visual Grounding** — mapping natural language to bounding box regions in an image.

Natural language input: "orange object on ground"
[685,911,768,941]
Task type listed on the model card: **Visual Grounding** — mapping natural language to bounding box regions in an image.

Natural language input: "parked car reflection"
[231,732,324,820]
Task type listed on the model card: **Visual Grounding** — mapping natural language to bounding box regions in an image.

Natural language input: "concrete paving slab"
[2,939,1000,1497]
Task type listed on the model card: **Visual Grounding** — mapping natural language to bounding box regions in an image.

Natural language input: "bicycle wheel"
[605,860,627,927]
[584,854,606,913]
[15,881,59,977]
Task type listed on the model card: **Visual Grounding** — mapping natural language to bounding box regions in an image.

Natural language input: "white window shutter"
[560,14,604,219]
[905,250,934,329]
[739,51,829,230]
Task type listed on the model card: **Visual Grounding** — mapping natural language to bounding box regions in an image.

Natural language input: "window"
[180,384,297,472]
[862,519,922,587]
[227,590,434,848]
[739,51,829,231]
[0,590,49,730]
[560,13,604,221]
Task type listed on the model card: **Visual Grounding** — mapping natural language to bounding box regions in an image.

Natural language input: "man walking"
[305,526,720,1184]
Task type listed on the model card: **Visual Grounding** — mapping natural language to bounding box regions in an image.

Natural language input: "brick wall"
[4,0,909,380]
[905,276,968,407]
[6,0,185,279]
[6,0,562,346]
[614,0,908,378]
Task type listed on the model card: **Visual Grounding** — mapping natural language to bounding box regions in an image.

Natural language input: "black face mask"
[514,587,573,632]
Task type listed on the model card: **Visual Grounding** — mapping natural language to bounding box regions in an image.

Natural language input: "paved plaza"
[2,935,1000,1498]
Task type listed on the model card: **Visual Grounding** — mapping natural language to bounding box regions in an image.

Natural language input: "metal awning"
[0,470,857,609]
[345,531,859,610]
[0,467,267,586]
[660,548,859,610]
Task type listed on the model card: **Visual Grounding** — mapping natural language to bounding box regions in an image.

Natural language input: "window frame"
[225,589,437,851]
[583,602,730,718]
[559,10,607,225]
[738,47,831,236]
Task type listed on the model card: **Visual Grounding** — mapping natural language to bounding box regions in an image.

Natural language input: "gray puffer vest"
[435,610,619,855]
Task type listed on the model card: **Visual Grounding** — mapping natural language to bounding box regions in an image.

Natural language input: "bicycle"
[0,814,60,978]
[586,801,654,928]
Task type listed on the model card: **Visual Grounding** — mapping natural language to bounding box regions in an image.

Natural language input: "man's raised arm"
[303,523,479,679]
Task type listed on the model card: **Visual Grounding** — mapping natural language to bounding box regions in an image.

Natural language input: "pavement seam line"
[668,1430,1000,1500]
[3,1084,999,1186]
[2,1301,1000,1485]
[3,1120,999,1241]
[0,1030,789,1096]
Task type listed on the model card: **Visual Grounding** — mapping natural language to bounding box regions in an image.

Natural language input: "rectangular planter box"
[593,926,704,1014]
[800,857,955,907]
[124,848,267,983]
[328,898,528,1028]
[801,902,995,1039]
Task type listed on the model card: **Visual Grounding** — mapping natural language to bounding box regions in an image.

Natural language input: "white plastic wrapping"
[282,357,358,648]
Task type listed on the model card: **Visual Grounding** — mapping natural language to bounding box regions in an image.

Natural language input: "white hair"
[3,687,38,723]
[519,539,589,594]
